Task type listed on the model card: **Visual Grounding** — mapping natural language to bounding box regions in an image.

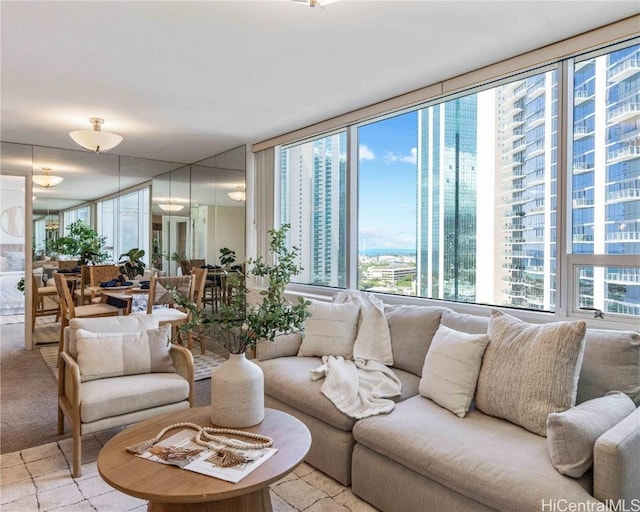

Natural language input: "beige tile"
[72,460,99,481]
[276,471,299,484]
[0,478,36,505]
[62,441,102,467]
[0,451,23,469]
[302,471,346,497]
[293,462,315,477]
[21,441,61,462]
[76,475,115,499]
[58,435,101,455]
[273,478,328,511]
[0,463,31,486]
[304,497,351,512]
[334,489,380,512]
[88,489,147,511]
[270,490,298,512]
[55,500,100,512]
[38,482,84,512]
[34,467,75,491]
[0,493,38,512]
[26,452,69,478]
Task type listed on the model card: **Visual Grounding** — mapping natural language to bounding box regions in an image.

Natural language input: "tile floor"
[0,429,379,512]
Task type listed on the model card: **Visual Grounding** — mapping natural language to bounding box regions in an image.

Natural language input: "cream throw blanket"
[310,291,401,419]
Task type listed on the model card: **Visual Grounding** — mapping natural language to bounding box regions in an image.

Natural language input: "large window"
[278,40,640,323]
[280,132,347,287]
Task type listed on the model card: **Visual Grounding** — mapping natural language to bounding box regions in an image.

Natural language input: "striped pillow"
[76,325,175,382]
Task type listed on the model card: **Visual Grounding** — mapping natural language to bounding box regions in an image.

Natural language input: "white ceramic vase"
[210,352,265,428]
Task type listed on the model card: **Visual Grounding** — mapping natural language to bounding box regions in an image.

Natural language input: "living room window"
[276,38,639,324]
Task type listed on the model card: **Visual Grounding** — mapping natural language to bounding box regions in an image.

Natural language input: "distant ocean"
[359,248,416,257]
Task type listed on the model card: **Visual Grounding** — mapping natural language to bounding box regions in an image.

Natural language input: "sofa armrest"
[60,351,81,408]
[170,344,195,406]
[256,332,302,361]
[593,407,640,503]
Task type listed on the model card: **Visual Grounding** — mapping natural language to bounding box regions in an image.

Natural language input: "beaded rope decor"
[126,422,274,468]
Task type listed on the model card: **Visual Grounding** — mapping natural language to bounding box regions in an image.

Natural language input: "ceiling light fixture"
[33,167,64,188]
[158,202,184,212]
[293,0,340,8]
[228,186,246,202]
[69,117,123,153]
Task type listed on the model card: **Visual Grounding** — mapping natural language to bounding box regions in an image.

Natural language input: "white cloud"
[385,147,417,165]
[359,144,376,161]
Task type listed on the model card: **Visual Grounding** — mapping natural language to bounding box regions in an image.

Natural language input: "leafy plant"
[52,220,108,265]
[16,276,25,293]
[175,224,311,354]
[118,248,146,280]
[219,247,236,268]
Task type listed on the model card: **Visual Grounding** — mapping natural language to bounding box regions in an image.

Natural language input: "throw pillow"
[419,324,490,418]
[547,391,636,477]
[475,310,587,436]
[257,332,302,361]
[76,325,175,382]
[576,329,640,406]
[297,299,360,358]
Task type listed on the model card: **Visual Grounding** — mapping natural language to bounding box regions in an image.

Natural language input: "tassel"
[126,439,155,455]
[205,448,249,468]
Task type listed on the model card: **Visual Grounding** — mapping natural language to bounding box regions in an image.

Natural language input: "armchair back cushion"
[76,324,175,382]
[67,315,159,359]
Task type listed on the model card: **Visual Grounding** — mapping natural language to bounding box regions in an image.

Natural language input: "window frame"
[271,33,640,330]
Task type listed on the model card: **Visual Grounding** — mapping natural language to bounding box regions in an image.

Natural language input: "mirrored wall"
[0,141,246,306]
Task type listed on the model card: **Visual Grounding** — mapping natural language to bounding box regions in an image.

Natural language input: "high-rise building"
[417,96,478,301]
[280,133,347,287]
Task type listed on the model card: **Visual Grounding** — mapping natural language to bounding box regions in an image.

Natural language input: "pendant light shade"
[228,186,246,202]
[33,168,64,188]
[69,117,123,153]
[159,203,184,212]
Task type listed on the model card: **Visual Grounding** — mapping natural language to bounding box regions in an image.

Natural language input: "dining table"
[89,285,149,315]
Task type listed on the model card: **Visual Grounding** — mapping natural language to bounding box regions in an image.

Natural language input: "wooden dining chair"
[57,260,79,271]
[31,273,59,332]
[145,274,196,348]
[190,267,208,354]
[53,273,121,352]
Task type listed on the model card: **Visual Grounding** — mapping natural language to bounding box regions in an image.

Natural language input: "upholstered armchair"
[57,315,194,477]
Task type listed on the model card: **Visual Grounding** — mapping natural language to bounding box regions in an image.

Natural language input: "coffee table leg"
[147,486,273,512]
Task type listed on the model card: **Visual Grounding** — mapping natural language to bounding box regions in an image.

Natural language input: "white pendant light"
[33,167,64,188]
[69,117,123,153]
[228,186,246,202]
[159,202,184,212]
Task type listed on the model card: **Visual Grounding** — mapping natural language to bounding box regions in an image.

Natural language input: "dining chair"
[53,272,121,352]
[31,272,59,332]
[73,265,92,306]
[145,274,196,347]
[190,267,208,354]
[57,260,79,271]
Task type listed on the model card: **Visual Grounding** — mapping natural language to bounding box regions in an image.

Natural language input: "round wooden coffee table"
[98,407,311,512]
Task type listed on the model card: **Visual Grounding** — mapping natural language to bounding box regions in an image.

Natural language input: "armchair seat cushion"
[80,373,190,423]
[74,303,120,318]
[151,308,188,323]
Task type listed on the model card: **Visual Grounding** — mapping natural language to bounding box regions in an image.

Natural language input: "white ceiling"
[1,1,639,165]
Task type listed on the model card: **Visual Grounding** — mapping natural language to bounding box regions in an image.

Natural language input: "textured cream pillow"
[547,391,636,477]
[419,324,490,417]
[76,325,175,382]
[297,300,360,358]
[475,310,587,436]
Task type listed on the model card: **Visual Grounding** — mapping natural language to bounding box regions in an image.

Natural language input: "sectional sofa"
[256,301,640,512]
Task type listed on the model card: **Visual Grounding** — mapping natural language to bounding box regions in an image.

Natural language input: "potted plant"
[52,220,108,266]
[219,247,236,269]
[175,224,311,427]
[118,248,146,281]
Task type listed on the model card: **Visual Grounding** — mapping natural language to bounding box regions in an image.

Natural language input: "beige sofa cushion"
[385,305,446,376]
[353,396,597,512]
[476,310,586,436]
[546,391,636,478]
[419,324,489,418]
[67,315,159,359]
[80,373,190,423]
[440,308,489,334]
[76,325,175,382]
[577,329,640,406]
[298,300,360,358]
[257,332,302,361]
[259,356,419,432]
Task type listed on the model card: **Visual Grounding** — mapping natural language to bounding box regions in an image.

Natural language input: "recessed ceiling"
[1,1,638,164]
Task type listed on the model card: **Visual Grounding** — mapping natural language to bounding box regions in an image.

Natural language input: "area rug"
[39,345,226,382]
[33,317,60,344]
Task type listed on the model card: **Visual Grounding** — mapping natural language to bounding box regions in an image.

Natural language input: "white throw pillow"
[76,325,175,382]
[419,324,489,418]
[546,391,636,478]
[297,299,360,358]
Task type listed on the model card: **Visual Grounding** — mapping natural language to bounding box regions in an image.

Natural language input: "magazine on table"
[137,428,278,483]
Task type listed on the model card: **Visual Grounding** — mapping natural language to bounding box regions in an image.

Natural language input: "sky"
[358,111,418,251]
